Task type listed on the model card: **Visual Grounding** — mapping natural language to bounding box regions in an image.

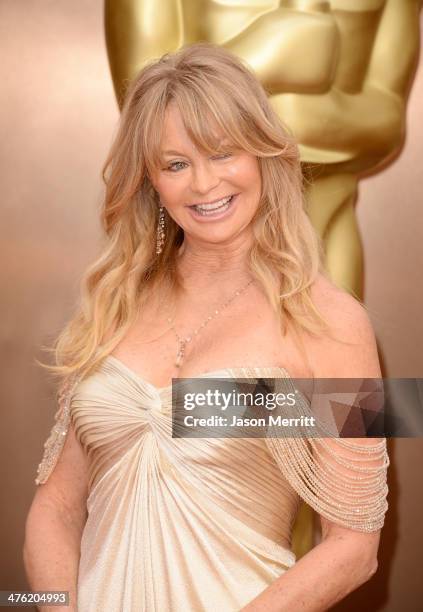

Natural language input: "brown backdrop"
[0,1,422,610]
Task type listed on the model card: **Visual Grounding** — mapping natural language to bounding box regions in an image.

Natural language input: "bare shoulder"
[310,273,374,340]
[306,272,381,377]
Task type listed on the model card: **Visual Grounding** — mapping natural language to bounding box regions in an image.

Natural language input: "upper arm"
[31,422,89,530]
[307,275,386,560]
[29,380,89,532]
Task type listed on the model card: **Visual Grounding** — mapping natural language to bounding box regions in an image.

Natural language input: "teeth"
[194,195,232,211]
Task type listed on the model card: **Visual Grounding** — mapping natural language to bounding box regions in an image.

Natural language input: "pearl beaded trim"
[35,373,82,485]
[264,377,390,532]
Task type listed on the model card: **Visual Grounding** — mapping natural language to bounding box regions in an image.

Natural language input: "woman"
[24,43,389,612]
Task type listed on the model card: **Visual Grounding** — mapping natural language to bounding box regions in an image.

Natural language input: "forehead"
[160,104,192,146]
[160,102,228,151]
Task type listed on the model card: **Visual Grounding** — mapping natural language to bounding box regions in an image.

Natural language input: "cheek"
[155,177,187,205]
[226,157,261,188]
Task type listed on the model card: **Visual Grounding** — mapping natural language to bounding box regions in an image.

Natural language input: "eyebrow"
[161,149,187,157]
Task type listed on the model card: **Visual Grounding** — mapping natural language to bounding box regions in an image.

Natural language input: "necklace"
[167,279,254,367]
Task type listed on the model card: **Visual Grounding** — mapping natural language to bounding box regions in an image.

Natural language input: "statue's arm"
[104,0,183,106]
[365,0,422,98]
[224,7,339,94]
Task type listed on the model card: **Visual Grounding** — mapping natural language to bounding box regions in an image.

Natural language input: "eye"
[166,160,188,172]
[211,152,232,161]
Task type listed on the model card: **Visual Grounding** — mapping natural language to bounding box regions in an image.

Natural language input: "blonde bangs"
[171,75,288,160]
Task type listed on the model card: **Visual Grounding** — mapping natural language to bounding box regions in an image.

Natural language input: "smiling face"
[149,103,262,246]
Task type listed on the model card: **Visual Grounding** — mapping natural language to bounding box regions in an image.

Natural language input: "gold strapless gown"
[35,355,389,612]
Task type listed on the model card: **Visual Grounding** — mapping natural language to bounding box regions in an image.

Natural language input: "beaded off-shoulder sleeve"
[264,379,390,533]
[34,373,82,486]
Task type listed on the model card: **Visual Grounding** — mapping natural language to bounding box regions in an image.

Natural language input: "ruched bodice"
[72,356,300,611]
[35,354,389,612]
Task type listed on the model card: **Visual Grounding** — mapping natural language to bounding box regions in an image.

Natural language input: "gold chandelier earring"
[156,204,166,255]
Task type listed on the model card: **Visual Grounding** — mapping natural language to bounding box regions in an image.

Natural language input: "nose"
[190,159,220,196]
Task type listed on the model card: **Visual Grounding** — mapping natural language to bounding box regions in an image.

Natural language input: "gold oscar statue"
[104,0,422,557]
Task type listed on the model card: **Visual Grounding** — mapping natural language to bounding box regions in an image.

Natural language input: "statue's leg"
[305,172,363,298]
[291,502,315,560]
[325,191,363,298]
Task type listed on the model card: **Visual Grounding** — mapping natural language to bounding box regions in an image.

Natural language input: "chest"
[111,286,311,386]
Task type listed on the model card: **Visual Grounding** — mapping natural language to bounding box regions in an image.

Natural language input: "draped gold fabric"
[35,356,389,611]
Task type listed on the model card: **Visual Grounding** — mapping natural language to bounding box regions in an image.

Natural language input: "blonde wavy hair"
[39,42,332,383]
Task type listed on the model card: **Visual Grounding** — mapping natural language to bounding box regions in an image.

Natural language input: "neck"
[176,232,253,293]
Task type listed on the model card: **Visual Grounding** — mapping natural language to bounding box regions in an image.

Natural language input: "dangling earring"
[156,205,166,255]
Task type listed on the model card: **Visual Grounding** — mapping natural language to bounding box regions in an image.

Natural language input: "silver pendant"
[175,340,186,367]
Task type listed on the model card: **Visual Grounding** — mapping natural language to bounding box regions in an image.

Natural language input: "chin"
[193,223,251,245]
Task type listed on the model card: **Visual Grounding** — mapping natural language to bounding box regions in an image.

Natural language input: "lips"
[190,195,233,212]
[193,196,233,214]
[187,194,238,219]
